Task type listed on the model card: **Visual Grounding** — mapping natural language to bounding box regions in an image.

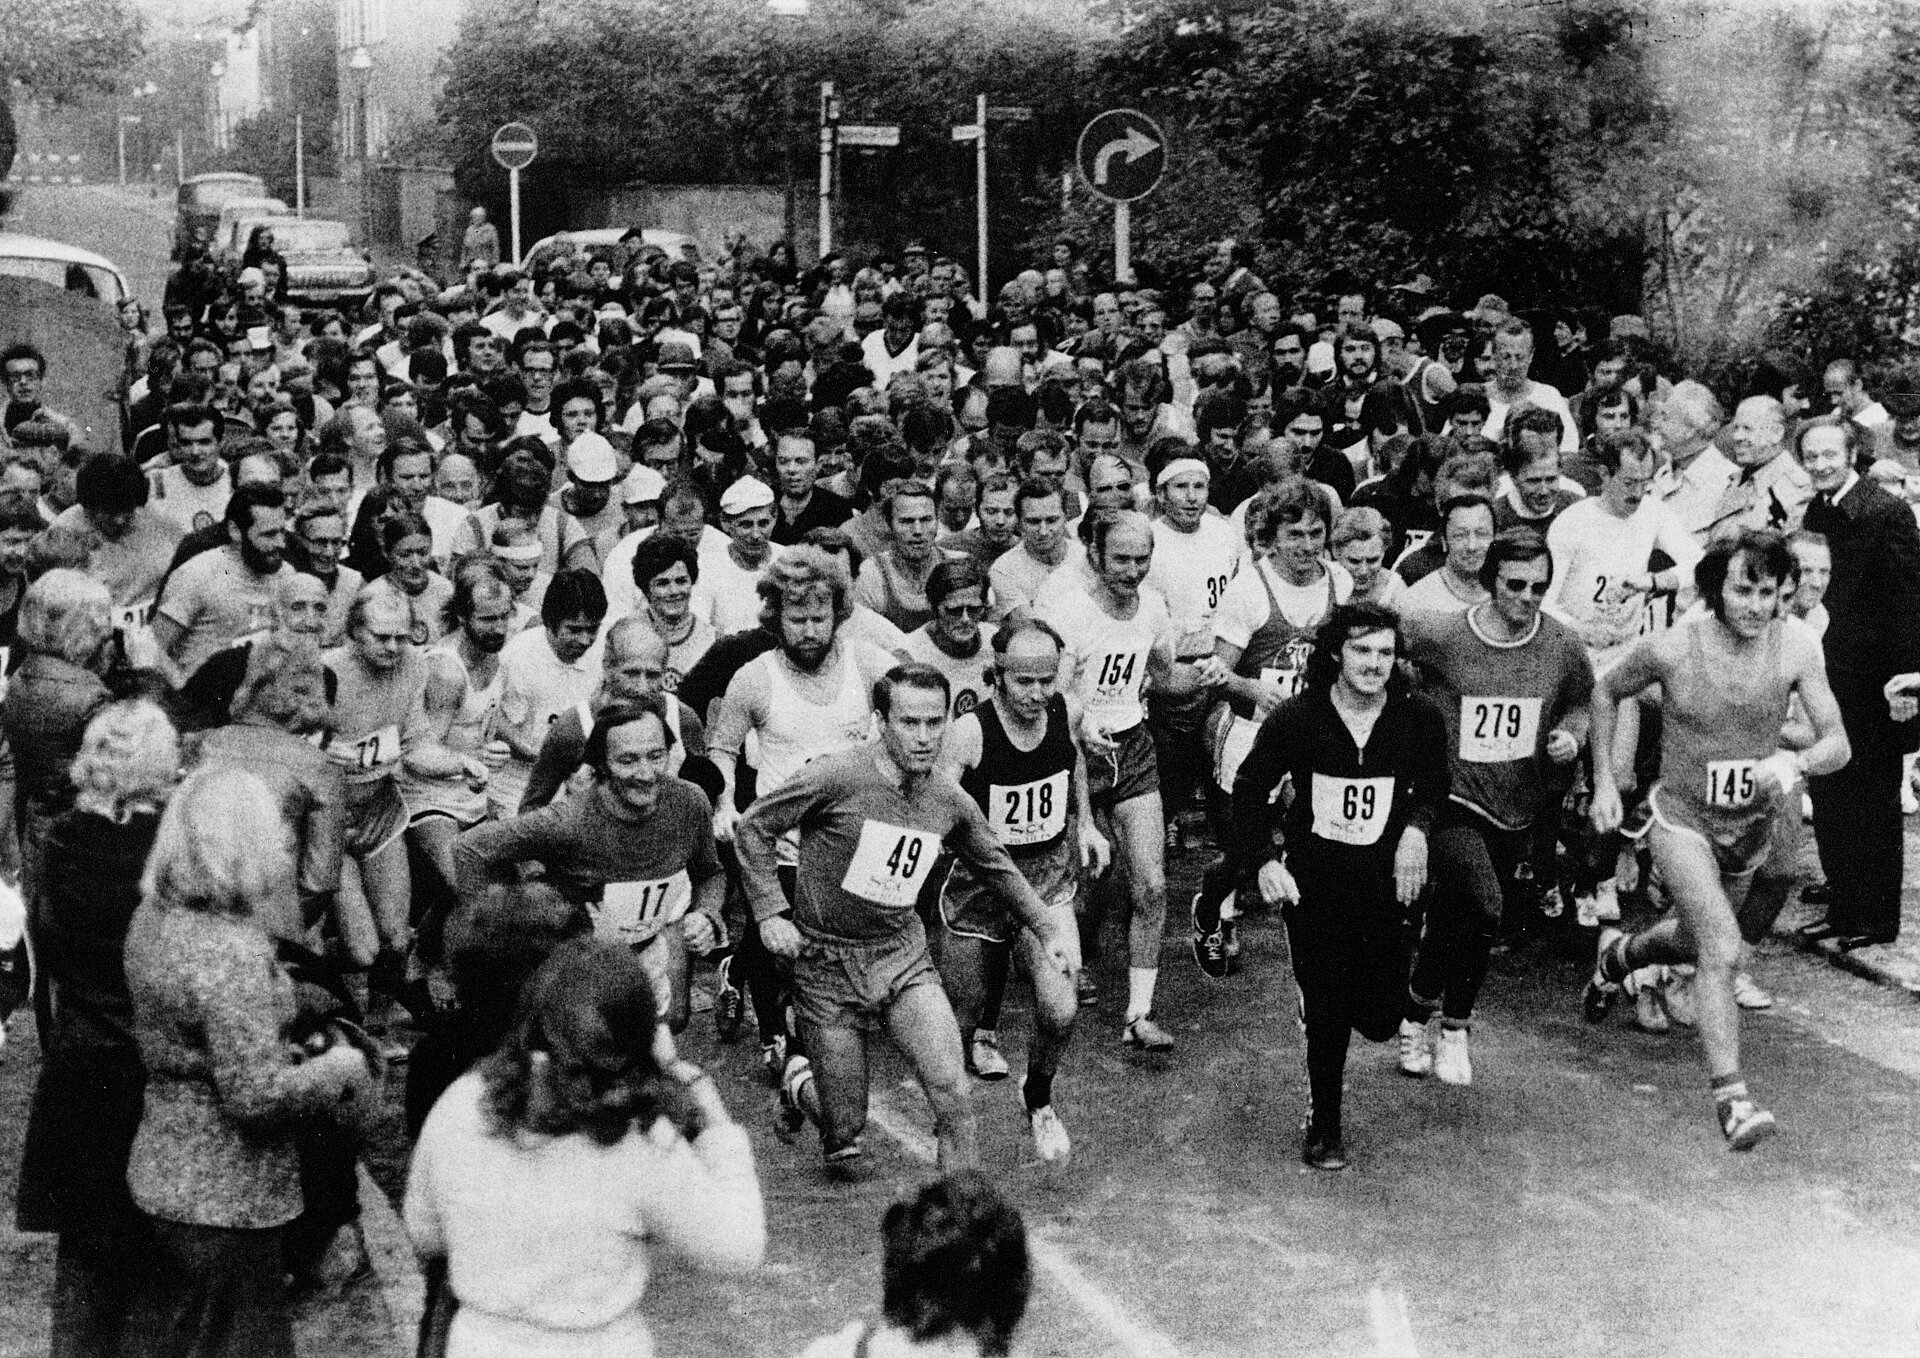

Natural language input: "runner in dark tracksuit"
[1223,602,1449,1170]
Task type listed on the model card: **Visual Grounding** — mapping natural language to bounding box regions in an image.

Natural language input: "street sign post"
[952,96,990,301]
[1074,109,1167,283]
[490,122,539,264]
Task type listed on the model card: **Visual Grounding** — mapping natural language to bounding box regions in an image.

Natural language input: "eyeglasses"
[1497,578,1551,596]
[939,603,985,618]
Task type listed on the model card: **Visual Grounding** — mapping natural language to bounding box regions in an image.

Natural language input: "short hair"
[141,766,294,918]
[881,1172,1031,1356]
[229,631,326,725]
[1794,416,1859,465]
[0,343,47,376]
[757,544,852,628]
[583,695,677,776]
[1494,317,1535,346]
[1438,492,1496,533]
[1087,508,1152,563]
[541,568,610,630]
[631,533,700,592]
[447,557,513,627]
[1303,601,1404,695]
[76,452,151,515]
[1012,477,1062,518]
[1442,386,1492,423]
[380,511,433,555]
[1663,379,1724,438]
[165,402,219,435]
[1330,506,1390,555]
[883,479,938,526]
[70,699,179,821]
[1696,527,1799,620]
[1591,428,1655,476]
[1477,526,1555,593]
[18,567,111,665]
[872,662,952,718]
[1505,404,1567,462]
[1246,475,1331,548]
[925,557,986,610]
[225,482,287,534]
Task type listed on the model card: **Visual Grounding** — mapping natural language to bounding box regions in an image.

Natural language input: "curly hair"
[756,544,852,628]
[71,700,178,823]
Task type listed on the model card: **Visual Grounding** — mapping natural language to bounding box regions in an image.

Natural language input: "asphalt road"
[1,183,1917,1356]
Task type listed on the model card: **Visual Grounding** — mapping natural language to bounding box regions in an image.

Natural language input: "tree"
[0,0,144,179]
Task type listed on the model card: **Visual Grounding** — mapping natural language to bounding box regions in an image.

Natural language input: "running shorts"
[1087,721,1159,809]
[342,779,409,858]
[939,841,1077,945]
[792,918,942,1033]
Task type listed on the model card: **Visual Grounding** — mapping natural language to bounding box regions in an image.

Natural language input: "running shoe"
[777,1054,815,1139]
[760,1034,789,1087]
[969,1031,1011,1080]
[712,954,745,1042]
[1620,800,1655,841]
[1583,927,1628,1022]
[1628,967,1670,1033]
[1574,893,1600,929]
[1165,820,1182,851]
[1191,891,1229,979]
[1222,914,1241,960]
[1076,969,1100,1005]
[1301,1124,1348,1171]
[1121,1015,1175,1051]
[823,1138,864,1178]
[1397,1018,1433,1077]
[1662,967,1698,1028]
[1718,1096,1778,1151]
[1434,1027,1472,1086]
[1592,880,1622,923]
[1027,1101,1072,1164]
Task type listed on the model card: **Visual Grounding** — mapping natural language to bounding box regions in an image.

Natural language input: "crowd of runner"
[7,223,1920,1357]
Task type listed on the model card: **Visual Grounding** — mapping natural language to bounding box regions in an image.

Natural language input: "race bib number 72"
[841,819,942,908]
[1309,774,1394,846]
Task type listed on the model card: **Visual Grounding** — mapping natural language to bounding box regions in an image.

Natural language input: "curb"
[1769,920,1920,998]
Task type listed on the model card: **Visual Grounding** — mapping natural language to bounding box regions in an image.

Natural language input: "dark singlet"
[959,693,1077,862]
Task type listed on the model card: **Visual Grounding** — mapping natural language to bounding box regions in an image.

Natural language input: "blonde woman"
[122,767,377,1358]
[15,701,177,1357]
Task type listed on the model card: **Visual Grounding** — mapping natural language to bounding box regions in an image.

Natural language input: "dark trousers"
[1411,811,1530,1023]
[51,1225,156,1358]
[1809,668,1908,941]
[284,1118,361,1277]
[125,1218,295,1358]
[1150,691,1210,825]
[1284,865,1410,1138]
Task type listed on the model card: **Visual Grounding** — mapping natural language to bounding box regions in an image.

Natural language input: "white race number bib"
[1705,760,1759,809]
[596,870,693,944]
[328,724,400,773]
[841,819,941,908]
[992,772,1069,848]
[1310,774,1394,846]
[1088,647,1145,717]
[1459,696,1542,764]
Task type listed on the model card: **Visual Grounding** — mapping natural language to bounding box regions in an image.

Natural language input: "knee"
[922,1067,972,1119]
[1694,920,1742,971]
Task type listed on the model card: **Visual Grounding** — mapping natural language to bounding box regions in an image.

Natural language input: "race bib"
[1705,759,1759,809]
[840,819,941,908]
[1258,638,1315,703]
[595,870,692,944]
[1309,774,1394,846]
[1459,696,1542,764]
[992,771,1069,848]
[1088,647,1145,714]
[331,724,400,773]
[114,597,155,633]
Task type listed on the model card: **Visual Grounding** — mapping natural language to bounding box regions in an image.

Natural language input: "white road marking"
[1368,1285,1421,1358]
[866,1096,1188,1358]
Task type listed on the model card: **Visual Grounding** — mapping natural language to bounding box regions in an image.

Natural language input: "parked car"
[0,233,132,452]
[224,215,373,307]
[208,197,291,261]
[519,228,699,276]
[0,233,131,308]
[173,172,269,260]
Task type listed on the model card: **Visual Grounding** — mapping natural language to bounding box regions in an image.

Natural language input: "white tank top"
[434,641,504,754]
[754,647,873,794]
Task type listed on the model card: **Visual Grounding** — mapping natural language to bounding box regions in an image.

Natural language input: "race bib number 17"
[841,820,942,908]
[597,870,692,944]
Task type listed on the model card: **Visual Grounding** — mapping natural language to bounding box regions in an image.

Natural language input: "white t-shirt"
[1545,496,1703,659]
[1212,558,1354,652]
[698,540,785,637]
[1036,573,1175,732]
[1398,568,1479,619]
[988,540,1083,622]
[1147,515,1247,657]
[492,625,603,813]
[1484,379,1577,453]
[146,464,232,535]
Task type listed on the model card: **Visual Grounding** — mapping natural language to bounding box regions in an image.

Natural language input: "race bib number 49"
[596,870,692,944]
[1706,760,1759,809]
[1309,774,1394,846]
[1459,696,1541,764]
[841,819,942,908]
[992,771,1069,848]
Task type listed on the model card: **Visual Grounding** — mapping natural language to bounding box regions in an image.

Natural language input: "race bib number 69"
[841,820,942,908]
[1309,774,1394,847]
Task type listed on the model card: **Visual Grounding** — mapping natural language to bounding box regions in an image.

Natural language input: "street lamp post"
[349,45,374,249]
[767,0,810,259]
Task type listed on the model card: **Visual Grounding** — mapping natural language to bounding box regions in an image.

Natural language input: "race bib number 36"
[1706,760,1758,809]
[596,870,693,944]
[1309,774,1394,846]
[992,772,1069,848]
[1459,696,1542,764]
[841,819,942,908]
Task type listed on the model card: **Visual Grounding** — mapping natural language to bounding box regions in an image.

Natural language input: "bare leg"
[1110,791,1169,970]
[1635,823,1746,1081]
[885,981,977,1169]
[359,836,413,952]
[799,1019,870,1153]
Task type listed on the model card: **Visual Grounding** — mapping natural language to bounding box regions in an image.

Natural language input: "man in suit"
[1797,418,1920,948]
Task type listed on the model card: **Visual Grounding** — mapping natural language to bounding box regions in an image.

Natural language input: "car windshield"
[0,255,125,304]
[266,220,351,252]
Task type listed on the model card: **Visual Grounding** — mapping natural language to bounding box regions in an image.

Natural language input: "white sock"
[1126,966,1158,1022]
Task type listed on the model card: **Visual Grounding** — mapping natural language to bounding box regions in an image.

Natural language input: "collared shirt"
[1654,443,1739,542]
[1708,450,1814,538]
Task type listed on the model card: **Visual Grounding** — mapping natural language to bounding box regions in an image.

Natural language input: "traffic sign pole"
[490,122,540,265]
[1115,201,1131,284]
[509,167,522,266]
[975,93,988,303]
[1074,109,1166,288]
[818,81,836,259]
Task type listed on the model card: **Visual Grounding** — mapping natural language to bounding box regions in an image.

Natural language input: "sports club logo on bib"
[1706,760,1759,809]
[992,771,1069,848]
[596,870,692,943]
[1458,696,1542,764]
[1309,774,1394,846]
[841,819,941,908]
[1090,648,1142,712]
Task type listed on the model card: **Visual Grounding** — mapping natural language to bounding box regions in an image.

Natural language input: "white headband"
[1155,457,1210,488]
[491,541,544,564]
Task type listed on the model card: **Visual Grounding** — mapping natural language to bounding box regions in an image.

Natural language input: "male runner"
[1583,529,1848,1149]
[1401,529,1593,1083]
[737,663,1077,1172]
[1225,602,1449,1169]
[454,696,725,1030]
[1036,510,1219,1049]
[901,559,996,718]
[935,622,1110,1162]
